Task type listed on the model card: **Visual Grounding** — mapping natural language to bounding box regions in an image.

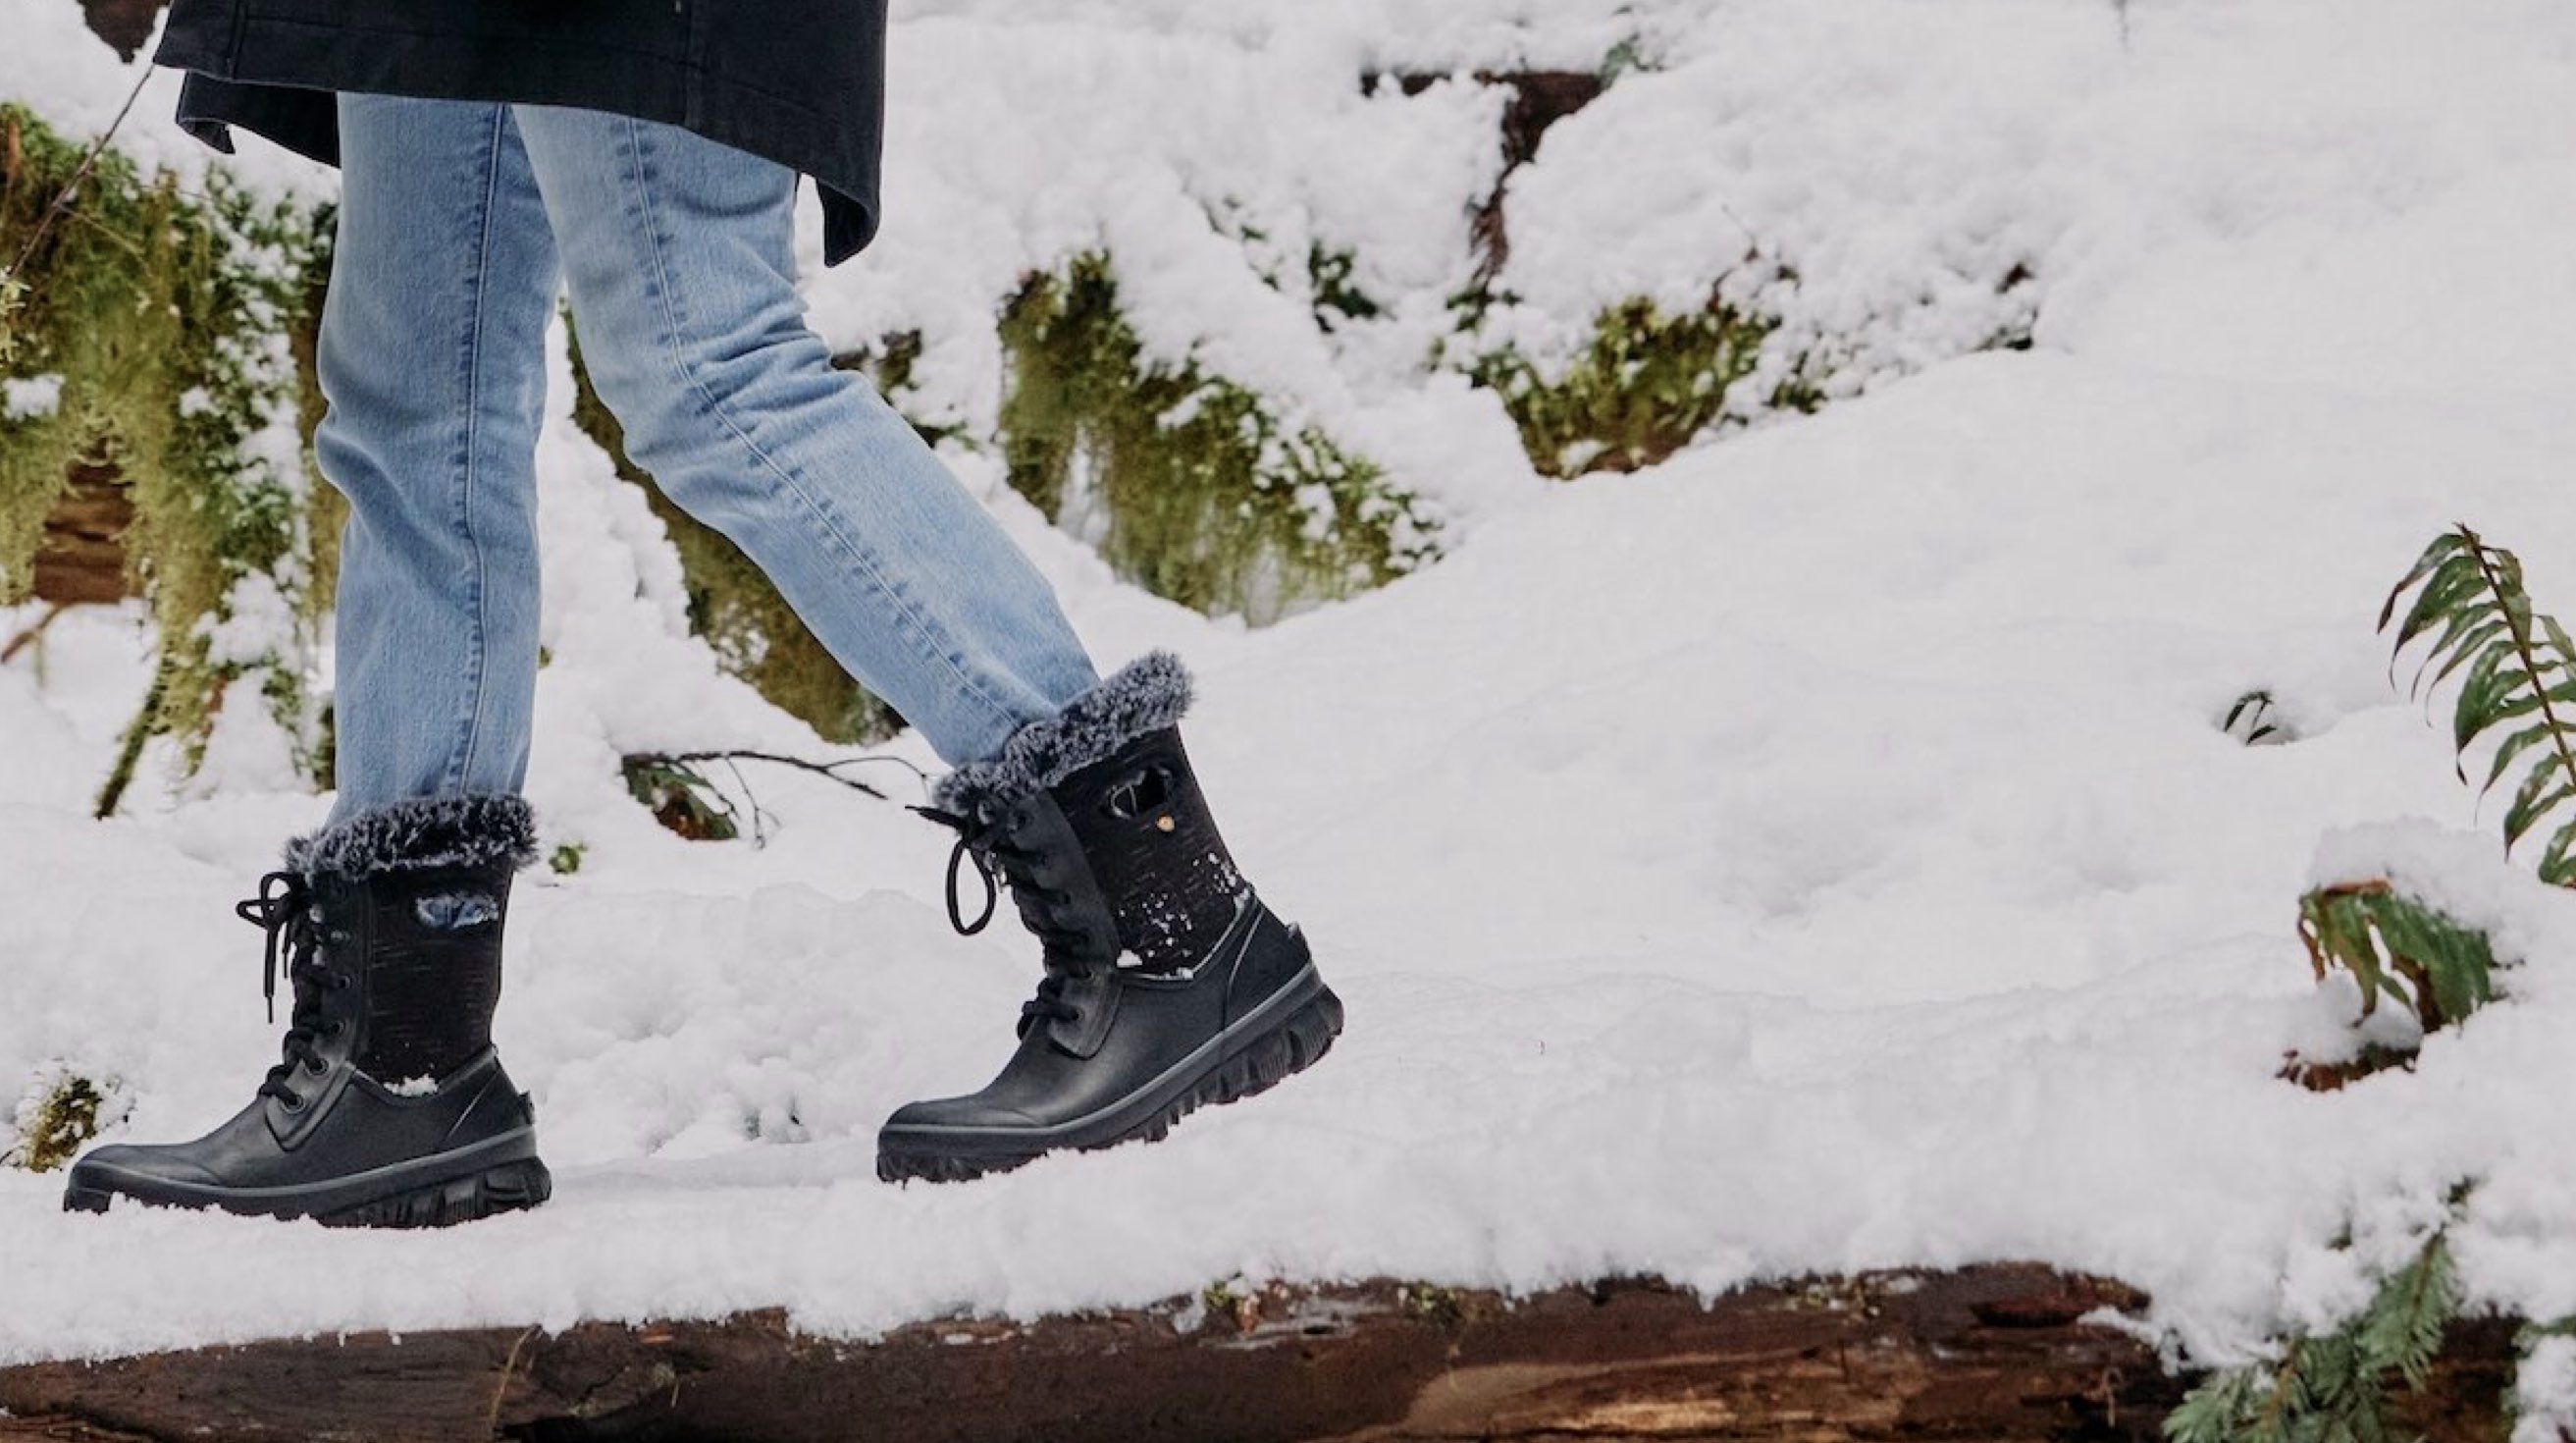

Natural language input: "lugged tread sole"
[878,985,1345,1185]
[320,1157,553,1229]
[60,1156,553,1230]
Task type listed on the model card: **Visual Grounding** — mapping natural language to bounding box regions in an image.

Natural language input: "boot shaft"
[283,792,538,1084]
[963,724,1252,976]
[310,862,515,1084]
[1038,726,1244,974]
[933,653,1261,975]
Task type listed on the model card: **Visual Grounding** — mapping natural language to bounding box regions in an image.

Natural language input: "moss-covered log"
[1469,293,1820,480]
[1393,58,1825,482]
[999,253,1434,624]
[562,319,900,747]
[1,103,336,805]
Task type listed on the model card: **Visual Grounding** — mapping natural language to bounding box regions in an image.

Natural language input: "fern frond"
[2298,882,2497,1030]
[2171,1232,2468,1443]
[2227,689,2288,745]
[2353,1235,2460,1391]
[2166,1366,2268,1443]
[2382,524,2576,886]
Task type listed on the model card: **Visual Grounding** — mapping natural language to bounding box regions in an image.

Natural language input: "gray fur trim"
[934,652,1194,816]
[285,793,540,882]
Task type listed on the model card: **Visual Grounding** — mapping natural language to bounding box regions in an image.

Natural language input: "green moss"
[2,104,335,809]
[1470,293,1814,480]
[1306,244,1383,332]
[1197,1278,1251,1332]
[998,253,1433,624]
[1404,1282,1467,1328]
[564,319,900,747]
[5,1067,125,1174]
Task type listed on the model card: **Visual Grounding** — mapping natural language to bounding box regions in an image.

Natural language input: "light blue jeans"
[316,94,1099,821]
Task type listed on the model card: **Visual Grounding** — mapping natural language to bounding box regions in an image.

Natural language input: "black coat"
[153,0,889,265]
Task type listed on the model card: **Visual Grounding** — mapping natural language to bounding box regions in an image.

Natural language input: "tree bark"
[0,1266,2206,1443]
[30,462,133,606]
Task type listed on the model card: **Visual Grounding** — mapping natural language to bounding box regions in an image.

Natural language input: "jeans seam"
[443,104,506,794]
[614,114,1027,748]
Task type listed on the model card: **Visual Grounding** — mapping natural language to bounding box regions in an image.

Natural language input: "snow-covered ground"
[6,0,2576,1375]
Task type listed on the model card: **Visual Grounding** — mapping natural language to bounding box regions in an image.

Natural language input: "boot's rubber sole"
[61,1129,552,1229]
[877,966,1345,1184]
[312,1156,552,1229]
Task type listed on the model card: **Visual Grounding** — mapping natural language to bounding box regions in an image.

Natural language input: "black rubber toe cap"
[64,1147,215,1213]
[67,1145,224,1195]
[881,1096,1046,1134]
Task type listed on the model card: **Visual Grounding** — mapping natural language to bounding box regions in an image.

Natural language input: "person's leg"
[63,94,557,1227]
[318,95,558,818]
[508,103,1097,764]
[507,107,1338,1183]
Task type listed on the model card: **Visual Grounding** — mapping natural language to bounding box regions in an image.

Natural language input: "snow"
[4,0,2576,1379]
[2518,1335,2576,1443]
[1,375,62,422]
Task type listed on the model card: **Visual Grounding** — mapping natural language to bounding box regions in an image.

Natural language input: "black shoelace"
[914,806,1097,1032]
[235,871,344,1109]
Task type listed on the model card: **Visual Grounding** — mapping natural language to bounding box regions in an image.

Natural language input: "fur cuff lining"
[934,652,1194,815]
[286,793,540,882]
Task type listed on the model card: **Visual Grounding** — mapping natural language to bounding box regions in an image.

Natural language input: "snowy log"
[0,1267,2216,1442]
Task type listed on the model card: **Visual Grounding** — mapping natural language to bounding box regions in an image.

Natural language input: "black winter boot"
[879,653,1343,1183]
[63,795,552,1227]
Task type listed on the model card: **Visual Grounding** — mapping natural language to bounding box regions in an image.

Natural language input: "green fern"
[2164,1367,2279,1443]
[2381,525,2576,885]
[2226,689,2289,745]
[2353,1236,2461,1393]
[2296,882,2497,1031]
[2166,1234,2461,1443]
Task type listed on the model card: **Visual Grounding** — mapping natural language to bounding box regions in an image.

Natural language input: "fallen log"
[0,1265,2205,1443]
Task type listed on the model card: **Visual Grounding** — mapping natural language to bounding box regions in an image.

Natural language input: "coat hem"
[156,14,883,264]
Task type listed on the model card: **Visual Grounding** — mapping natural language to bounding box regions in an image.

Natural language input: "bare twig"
[625,748,922,803]
[3,66,158,293]
[487,1324,544,1435]
[713,753,773,844]
[0,602,66,665]
[619,749,924,847]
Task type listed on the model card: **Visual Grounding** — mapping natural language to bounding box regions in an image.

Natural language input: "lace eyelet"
[278,1092,306,1113]
[302,1056,328,1076]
